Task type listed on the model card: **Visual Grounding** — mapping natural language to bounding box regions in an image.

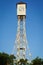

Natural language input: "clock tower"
[17,2,27,20]
[16,2,27,61]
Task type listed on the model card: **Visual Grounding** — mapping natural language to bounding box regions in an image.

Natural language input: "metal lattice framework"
[12,2,32,62]
[16,16,27,60]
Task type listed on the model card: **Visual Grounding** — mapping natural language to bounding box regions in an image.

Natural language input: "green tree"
[17,59,29,65]
[0,52,10,65]
[32,57,43,65]
[0,52,16,65]
[9,54,16,65]
[41,58,43,65]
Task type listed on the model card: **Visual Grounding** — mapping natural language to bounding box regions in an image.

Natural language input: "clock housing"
[17,2,26,16]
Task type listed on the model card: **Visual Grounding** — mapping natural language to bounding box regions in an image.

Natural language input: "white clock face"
[17,4,26,15]
[19,7,24,11]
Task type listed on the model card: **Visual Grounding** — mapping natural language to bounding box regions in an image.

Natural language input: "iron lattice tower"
[12,2,32,61]
[16,16,27,60]
[16,2,27,60]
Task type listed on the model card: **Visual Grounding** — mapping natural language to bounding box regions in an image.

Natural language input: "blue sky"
[0,0,43,59]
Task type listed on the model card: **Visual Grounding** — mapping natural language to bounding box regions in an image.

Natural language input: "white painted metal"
[12,2,32,62]
[17,4,26,15]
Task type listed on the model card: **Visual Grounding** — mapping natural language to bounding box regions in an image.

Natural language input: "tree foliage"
[0,52,16,65]
[32,57,43,65]
[0,52,43,65]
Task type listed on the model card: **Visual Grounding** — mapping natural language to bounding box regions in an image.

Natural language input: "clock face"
[17,4,26,15]
[19,7,24,11]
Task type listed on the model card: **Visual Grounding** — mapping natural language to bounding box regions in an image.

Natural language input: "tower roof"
[17,1,26,4]
[16,1,27,8]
